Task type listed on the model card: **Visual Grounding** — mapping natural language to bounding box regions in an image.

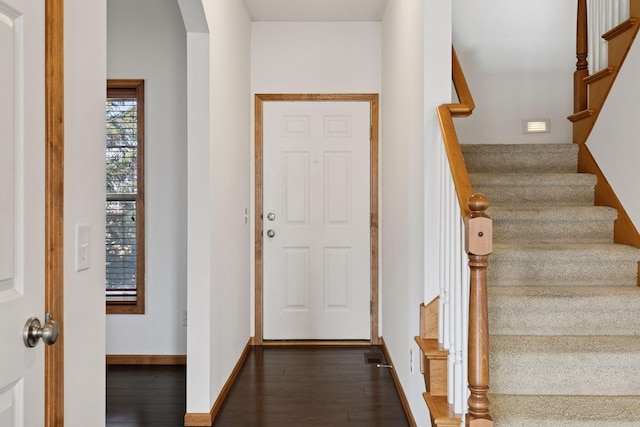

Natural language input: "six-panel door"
[0,0,46,425]
[263,101,371,340]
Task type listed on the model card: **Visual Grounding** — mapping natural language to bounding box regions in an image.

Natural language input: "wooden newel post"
[464,194,493,427]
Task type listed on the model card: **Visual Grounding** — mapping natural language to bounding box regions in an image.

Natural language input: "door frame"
[45,0,64,425]
[254,93,379,345]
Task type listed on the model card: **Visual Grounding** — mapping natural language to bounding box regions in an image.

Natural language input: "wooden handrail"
[451,48,475,116]
[437,108,473,217]
[437,48,476,217]
[574,0,589,113]
[438,47,493,426]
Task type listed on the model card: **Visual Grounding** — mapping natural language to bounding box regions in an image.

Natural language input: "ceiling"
[243,0,388,22]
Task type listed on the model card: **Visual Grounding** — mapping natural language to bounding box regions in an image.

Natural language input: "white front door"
[262,101,371,340]
[0,0,47,425]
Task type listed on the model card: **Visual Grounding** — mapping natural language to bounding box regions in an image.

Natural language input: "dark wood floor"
[106,345,410,427]
[106,364,186,426]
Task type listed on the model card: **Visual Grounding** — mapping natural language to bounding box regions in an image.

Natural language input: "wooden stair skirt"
[416,299,463,427]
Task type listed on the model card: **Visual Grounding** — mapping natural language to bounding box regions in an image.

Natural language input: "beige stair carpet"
[461,143,640,427]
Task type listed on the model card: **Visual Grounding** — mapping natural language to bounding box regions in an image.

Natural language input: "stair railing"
[588,0,630,74]
[575,0,631,112]
[436,48,493,426]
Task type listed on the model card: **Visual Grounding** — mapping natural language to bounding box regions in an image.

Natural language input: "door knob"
[23,313,60,347]
[266,229,275,238]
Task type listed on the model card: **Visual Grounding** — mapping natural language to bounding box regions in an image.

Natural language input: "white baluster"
[596,0,614,71]
[439,144,474,416]
[621,0,630,21]
[597,0,605,71]
[461,219,470,417]
[587,0,631,73]
[446,167,455,402]
[612,0,620,27]
[453,196,464,414]
[438,144,446,345]
[587,0,597,74]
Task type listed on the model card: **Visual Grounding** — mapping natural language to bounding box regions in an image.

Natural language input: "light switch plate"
[75,223,90,272]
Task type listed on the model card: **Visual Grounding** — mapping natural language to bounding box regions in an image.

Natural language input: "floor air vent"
[364,352,385,365]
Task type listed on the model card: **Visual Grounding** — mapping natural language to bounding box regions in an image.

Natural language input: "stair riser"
[489,304,640,336]
[490,351,640,395]
[493,220,614,244]
[488,260,638,286]
[460,144,579,175]
[463,153,577,174]
[472,184,595,206]
[490,395,640,427]
[606,25,638,65]
[588,73,614,112]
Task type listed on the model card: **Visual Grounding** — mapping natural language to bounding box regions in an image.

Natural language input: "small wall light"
[522,119,550,134]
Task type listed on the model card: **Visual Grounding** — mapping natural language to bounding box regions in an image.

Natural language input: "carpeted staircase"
[462,142,640,427]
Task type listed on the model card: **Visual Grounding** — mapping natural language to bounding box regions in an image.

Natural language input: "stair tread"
[493,242,640,261]
[490,205,616,244]
[461,143,578,154]
[470,172,596,185]
[492,334,640,353]
[489,285,640,300]
[603,17,638,40]
[568,108,595,123]
[491,394,640,426]
[414,337,448,358]
[489,284,640,296]
[489,205,617,221]
[584,66,614,84]
[423,394,462,425]
[491,336,640,396]
[489,286,640,336]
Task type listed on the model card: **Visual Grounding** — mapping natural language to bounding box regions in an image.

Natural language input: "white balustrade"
[587,0,630,73]
[438,142,471,418]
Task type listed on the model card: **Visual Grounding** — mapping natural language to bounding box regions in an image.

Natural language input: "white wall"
[106,0,188,355]
[184,0,252,414]
[452,0,575,144]
[587,37,640,229]
[380,0,451,424]
[205,0,252,408]
[64,0,107,424]
[251,22,382,94]
[250,22,382,334]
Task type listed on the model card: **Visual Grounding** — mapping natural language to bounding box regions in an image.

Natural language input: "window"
[106,79,145,314]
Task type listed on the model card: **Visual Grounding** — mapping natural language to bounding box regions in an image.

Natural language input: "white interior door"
[0,0,46,425]
[263,101,371,340]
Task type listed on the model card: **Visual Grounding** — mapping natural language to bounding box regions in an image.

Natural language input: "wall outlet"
[410,348,414,374]
[182,309,187,326]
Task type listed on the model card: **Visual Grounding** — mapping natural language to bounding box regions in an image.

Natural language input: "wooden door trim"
[254,93,380,345]
[45,0,64,425]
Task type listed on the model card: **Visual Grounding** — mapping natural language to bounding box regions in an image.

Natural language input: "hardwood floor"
[106,364,186,427]
[106,346,410,427]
